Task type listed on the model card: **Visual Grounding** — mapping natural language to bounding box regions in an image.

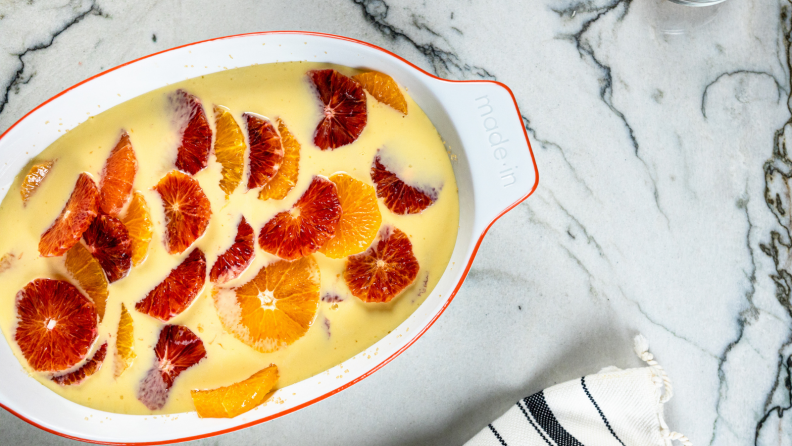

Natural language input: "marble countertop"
[1,0,790,444]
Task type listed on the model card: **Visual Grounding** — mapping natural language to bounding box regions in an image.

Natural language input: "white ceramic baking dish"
[0,32,538,444]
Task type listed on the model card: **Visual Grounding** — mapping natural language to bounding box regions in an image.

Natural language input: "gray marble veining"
[0,0,790,444]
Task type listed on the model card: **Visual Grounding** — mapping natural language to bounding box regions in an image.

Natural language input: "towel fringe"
[633,334,692,446]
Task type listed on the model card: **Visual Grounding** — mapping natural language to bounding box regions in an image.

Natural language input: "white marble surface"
[0,0,790,444]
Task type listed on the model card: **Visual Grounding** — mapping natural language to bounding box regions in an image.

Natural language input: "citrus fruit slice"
[137,324,206,410]
[352,71,408,115]
[213,105,246,198]
[171,89,212,175]
[244,113,284,190]
[83,215,132,283]
[98,132,137,217]
[65,242,109,321]
[319,173,382,259]
[371,155,437,215]
[210,216,255,284]
[213,256,320,353]
[308,69,367,150]
[344,226,419,303]
[258,118,300,201]
[20,160,55,206]
[154,170,212,255]
[114,303,136,378]
[121,192,153,266]
[14,278,98,372]
[135,248,206,322]
[258,176,341,260]
[191,365,279,418]
[52,342,107,386]
[39,173,99,257]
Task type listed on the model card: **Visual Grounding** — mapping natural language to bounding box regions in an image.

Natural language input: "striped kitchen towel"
[466,335,691,446]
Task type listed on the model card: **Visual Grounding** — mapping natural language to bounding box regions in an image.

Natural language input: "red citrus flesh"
[14,279,98,372]
[172,89,212,175]
[98,132,137,216]
[82,215,132,283]
[39,173,99,257]
[154,170,212,255]
[308,69,367,150]
[244,113,284,190]
[344,226,420,303]
[210,216,255,284]
[258,176,341,260]
[135,248,206,322]
[371,155,437,215]
[52,342,107,386]
[137,325,206,410]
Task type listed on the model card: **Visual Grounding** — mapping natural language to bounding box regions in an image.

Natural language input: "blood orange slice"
[98,132,137,217]
[137,325,206,410]
[210,216,255,284]
[258,118,300,201]
[258,176,341,260]
[135,248,206,322]
[319,173,381,259]
[344,226,419,303]
[352,71,408,115]
[244,113,284,190]
[14,279,98,372]
[213,105,245,198]
[371,155,437,215]
[308,69,367,151]
[20,160,55,206]
[171,89,212,175]
[154,170,212,255]
[39,173,99,257]
[65,242,109,321]
[114,303,136,378]
[213,256,320,353]
[191,365,279,418]
[52,342,107,386]
[121,192,153,266]
[83,215,132,283]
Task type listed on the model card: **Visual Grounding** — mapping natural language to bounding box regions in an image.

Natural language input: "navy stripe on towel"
[516,400,554,446]
[524,391,585,446]
[581,377,625,446]
[488,424,508,446]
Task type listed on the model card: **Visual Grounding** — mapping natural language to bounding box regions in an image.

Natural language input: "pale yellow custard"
[0,62,458,415]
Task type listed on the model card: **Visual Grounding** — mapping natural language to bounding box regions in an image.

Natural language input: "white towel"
[465,336,691,446]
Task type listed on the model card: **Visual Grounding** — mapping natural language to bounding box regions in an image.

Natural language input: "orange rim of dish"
[0,31,539,445]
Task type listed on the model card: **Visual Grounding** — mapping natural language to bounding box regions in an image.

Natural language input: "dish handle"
[432,80,538,228]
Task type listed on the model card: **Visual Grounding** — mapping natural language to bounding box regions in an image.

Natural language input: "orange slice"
[65,242,109,321]
[191,365,279,418]
[137,325,206,410]
[52,342,107,386]
[39,173,99,257]
[352,71,408,115]
[83,215,132,283]
[258,118,300,201]
[371,155,437,215]
[213,105,246,198]
[135,248,207,322]
[121,192,153,266]
[154,170,212,255]
[319,173,381,258]
[213,256,320,353]
[20,160,55,205]
[344,226,419,303]
[114,303,136,378]
[308,69,367,150]
[210,216,255,284]
[172,89,212,175]
[98,132,137,217]
[14,279,98,372]
[258,176,341,260]
[244,113,284,190]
